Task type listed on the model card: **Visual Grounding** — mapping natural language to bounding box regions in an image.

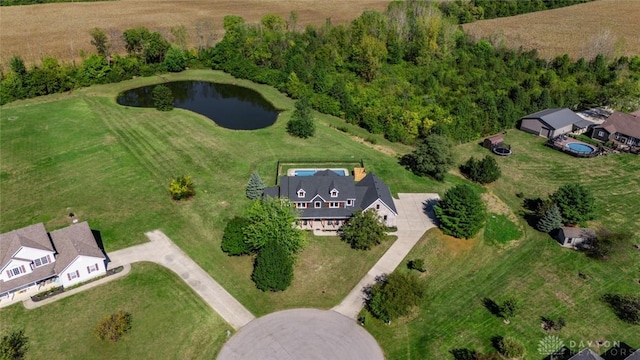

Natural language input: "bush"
[461,155,501,184]
[221,217,252,256]
[152,84,173,111]
[495,336,525,358]
[94,311,132,342]
[407,259,426,272]
[0,329,29,360]
[365,272,424,322]
[434,184,486,239]
[251,240,294,292]
[603,293,640,324]
[541,316,566,331]
[168,175,195,200]
[340,209,387,250]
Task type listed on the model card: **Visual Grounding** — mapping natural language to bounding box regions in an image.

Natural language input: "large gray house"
[519,108,593,138]
[263,171,397,230]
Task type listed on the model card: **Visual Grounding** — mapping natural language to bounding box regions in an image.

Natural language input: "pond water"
[116,81,279,130]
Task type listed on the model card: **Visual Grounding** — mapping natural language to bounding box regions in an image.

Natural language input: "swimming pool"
[566,142,596,154]
[288,168,349,177]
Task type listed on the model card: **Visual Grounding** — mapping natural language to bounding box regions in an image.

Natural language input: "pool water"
[292,169,348,176]
[294,170,318,176]
[566,142,595,153]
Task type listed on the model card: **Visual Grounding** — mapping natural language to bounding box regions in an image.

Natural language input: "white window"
[567,238,573,244]
[33,255,51,267]
[315,201,321,208]
[303,220,308,225]
[87,263,99,274]
[597,130,604,137]
[383,215,388,221]
[376,204,380,210]
[298,202,307,209]
[7,266,26,278]
[67,270,80,280]
[327,220,333,225]
[297,189,305,198]
[347,200,354,206]
[329,202,339,208]
[330,189,338,198]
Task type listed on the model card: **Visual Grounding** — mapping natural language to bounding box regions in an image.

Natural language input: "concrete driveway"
[217,308,384,360]
[332,193,439,319]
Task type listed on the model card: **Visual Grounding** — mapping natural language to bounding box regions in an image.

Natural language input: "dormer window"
[33,255,51,267]
[330,189,339,198]
[297,189,305,198]
[315,201,321,208]
[347,199,354,206]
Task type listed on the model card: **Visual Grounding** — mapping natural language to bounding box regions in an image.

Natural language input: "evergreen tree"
[251,240,294,291]
[550,183,596,225]
[245,172,265,200]
[434,184,486,239]
[287,97,315,138]
[536,204,562,233]
[476,155,501,184]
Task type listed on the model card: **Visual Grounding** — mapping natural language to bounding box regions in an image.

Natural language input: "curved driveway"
[107,230,255,329]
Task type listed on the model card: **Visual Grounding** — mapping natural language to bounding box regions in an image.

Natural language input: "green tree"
[220,217,252,256]
[168,175,195,200]
[0,329,28,360]
[366,272,424,322]
[246,171,265,200]
[499,298,519,321]
[9,56,27,77]
[287,97,315,138]
[401,134,455,181]
[550,183,596,225]
[536,204,562,233]
[244,198,305,253]
[163,46,187,72]
[407,258,426,272]
[434,184,486,239]
[495,336,525,358]
[89,27,110,59]
[251,240,294,291]
[122,27,169,63]
[94,311,132,342]
[461,155,501,184]
[340,209,387,250]
[152,84,173,111]
[603,293,640,324]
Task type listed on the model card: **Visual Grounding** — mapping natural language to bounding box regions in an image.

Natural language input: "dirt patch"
[344,132,398,157]
[218,201,229,207]
[555,291,575,306]
[0,0,389,65]
[440,233,476,257]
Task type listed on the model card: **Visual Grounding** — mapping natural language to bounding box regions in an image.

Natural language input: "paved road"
[332,193,440,319]
[108,230,255,329]
[217,308,384,360]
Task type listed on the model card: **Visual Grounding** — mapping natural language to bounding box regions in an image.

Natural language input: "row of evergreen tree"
[1,1,638,143]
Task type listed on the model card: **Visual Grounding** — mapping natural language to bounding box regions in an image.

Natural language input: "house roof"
[626,349,640,360]
[573,119,597,129]
[593,111,640,139]
[522,108,585,130]
[50,222,105,274]
[356,173,398,215]
[560,227,596,239]
[569,349,604,360]
[630,109,640,118]
[279,172,356,203]
[0,262,56,295]
[0,223,54,271]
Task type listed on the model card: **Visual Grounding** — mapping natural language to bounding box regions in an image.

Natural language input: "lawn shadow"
[482,297,502,318]
[450,348,477,360]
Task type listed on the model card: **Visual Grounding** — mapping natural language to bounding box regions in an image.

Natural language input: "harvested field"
[463,0,640,60]
[0,0,388,65]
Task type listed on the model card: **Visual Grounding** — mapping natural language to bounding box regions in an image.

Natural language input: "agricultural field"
[463,0,640,60]
[0,0,388,65]
[0,263,231,359]
[364,130,640,358]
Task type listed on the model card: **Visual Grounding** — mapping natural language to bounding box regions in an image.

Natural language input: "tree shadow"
[450,348,477,360]
[422,198,440,224]
[541,346,574,360]
[482,298,502,318]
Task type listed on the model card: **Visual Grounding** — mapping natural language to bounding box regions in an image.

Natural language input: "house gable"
[58,255,106,288]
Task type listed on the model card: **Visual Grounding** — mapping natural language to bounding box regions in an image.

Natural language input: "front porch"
[297,218,346,231]
[0,277,59,308]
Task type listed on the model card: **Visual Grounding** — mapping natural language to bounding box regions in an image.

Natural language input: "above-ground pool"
[288,168,349,177]
[566,142,596,154]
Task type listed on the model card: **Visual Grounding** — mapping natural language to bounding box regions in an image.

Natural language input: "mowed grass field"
[364,130,640,359]
[463,0,640,60]
[0,69,444,317]
[0,0,388,65]
[0,263,232,359]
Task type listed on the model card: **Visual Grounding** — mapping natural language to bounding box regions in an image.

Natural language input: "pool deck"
[549,137,599,157]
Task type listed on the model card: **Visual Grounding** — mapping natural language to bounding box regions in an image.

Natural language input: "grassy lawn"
[484,213,522,245]
[363,130,640,359]
[0,263,231,360]
[0,69,441,316]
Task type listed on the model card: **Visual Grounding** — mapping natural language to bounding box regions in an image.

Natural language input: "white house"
[0,221,106,300]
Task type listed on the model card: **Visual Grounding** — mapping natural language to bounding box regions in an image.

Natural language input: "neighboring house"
[557,227,596,249]
[569,345,640,360]
[591,111,640,147]
[569,349,604,360]
[519,108,594,138]
[264,171,397,230]
[0,221,106,300]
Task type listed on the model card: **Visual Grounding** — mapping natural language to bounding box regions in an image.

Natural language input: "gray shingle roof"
[0,223,53,271]
[356,173,398,215]
[522,108,585,130]
[569,349,604,360]
[279,172,356,203]
[50,221,105,274]
[626,349,640,360]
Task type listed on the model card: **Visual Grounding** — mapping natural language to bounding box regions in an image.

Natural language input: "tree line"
[438,0,592,24]
[2,1,639,144]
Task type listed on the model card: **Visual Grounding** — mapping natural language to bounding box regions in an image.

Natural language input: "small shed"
[483,135,503,149]
[557,227,596,249]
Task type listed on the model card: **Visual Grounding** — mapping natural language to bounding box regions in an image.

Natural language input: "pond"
[116,81,279,130]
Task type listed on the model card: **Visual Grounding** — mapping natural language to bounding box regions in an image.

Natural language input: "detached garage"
[519,108,585,139]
